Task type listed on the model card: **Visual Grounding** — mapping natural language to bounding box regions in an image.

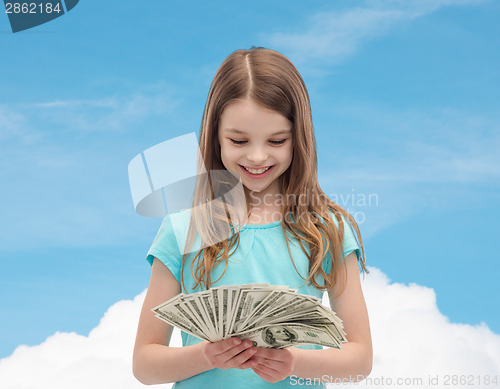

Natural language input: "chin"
[247,187,263,193]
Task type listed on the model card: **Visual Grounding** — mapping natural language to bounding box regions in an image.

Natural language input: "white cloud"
[264,0,487,65]
[21,92,180,133]
[365,0,487,15]
[345,267,500,388]
[266,8,406,65]
[0,138,138,249]
[318,105,500,239]
[1,267,498,389]
[330,106,500,184]
[26,98,119,109]
[0,104,42,144]
[0,87,182,249]
[0,291,177,389]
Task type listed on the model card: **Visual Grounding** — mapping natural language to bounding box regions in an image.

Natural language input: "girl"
[133,46,372,388]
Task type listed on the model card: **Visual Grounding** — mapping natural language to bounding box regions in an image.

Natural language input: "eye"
[229,139,247,145]
[229,139,287,145]
[270,139,287,145]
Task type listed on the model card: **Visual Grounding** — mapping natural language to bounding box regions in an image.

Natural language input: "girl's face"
[218,98,293,198]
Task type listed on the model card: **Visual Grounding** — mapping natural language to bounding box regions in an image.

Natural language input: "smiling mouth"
[240,165,272,173]
[238,164,275,176]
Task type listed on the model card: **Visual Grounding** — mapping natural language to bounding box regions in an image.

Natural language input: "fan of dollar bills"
[152,283,347,349]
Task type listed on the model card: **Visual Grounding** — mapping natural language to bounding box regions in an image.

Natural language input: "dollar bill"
[234,323,342,349]
[151,283,347,348]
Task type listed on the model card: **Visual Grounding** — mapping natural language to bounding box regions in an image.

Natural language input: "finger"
[250,356,283,371]
[227,347,257,369]
[237,356,257,370]
[253,359,281,375]
[252,365,278,383]
[211,337,243,355]
[219,340,254,364]
[252,347,284,360]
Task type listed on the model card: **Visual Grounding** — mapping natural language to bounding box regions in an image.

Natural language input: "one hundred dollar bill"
[151,283,347,348]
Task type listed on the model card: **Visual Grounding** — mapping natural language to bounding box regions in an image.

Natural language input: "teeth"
[244,166,271,174]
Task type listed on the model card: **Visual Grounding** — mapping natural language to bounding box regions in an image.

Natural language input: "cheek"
[220,144,233,161]
[219,143,238,169]
[218,140,228,158]
[282,143,293,164]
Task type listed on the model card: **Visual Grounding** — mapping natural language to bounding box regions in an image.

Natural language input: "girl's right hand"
[201,337,257,370]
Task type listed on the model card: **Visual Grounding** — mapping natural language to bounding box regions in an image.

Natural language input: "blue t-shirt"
[146,209,362,389]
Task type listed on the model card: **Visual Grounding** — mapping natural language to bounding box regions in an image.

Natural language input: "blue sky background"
[1,0,499,359]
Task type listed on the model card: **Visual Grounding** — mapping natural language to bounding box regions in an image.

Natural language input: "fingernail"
[233,338,241,346]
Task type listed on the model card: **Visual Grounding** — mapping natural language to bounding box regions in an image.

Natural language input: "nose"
[246,144,269,164]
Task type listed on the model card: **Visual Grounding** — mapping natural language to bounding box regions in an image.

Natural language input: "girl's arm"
[132,257,256,385]
[249,252,373,383]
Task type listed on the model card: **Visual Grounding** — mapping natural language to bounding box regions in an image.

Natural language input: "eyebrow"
[223,128,291,136]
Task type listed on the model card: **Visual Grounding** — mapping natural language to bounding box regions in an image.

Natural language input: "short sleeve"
[145,214,183,283]
[323,213,363,275]
[340,215,362,262]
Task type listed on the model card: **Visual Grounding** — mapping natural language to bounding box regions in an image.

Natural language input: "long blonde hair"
[179,46,368,295]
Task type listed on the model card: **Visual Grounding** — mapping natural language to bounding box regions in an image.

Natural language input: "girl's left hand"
[249,347,297,383]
